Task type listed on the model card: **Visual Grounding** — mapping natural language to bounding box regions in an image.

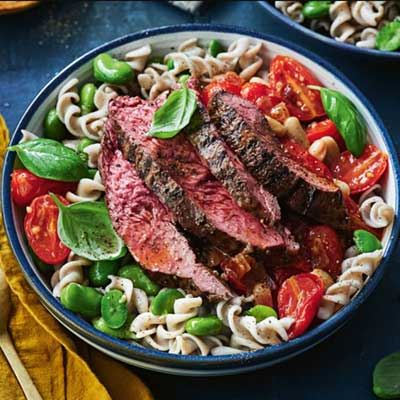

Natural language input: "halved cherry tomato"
[220,253,253,294]
[24,194,70,265]
[306,225,343,278]
[282,138,333,179]
[269,56,325,121]
[331,144,388,194]
[240,82,281,114]
[278,273,324,338]
[11,169,76,207]
[306,119,345,150]
[273,267,304,287]
[201,72,243,106]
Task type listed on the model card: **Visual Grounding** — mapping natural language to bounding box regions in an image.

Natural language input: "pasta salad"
[8,36,395,356]
[274,1,400,51]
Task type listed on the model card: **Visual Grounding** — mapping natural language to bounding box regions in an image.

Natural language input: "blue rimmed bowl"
[258,1,400,59]
[1,24,399,376]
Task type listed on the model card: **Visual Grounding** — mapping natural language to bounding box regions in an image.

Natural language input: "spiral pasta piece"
[359,195,395,228]
[66,171,105,203]
[308,136,340,164]
[106,275,149,313]
[275,1,304,23]
[51,253,91,297]
[355,27,378,48]
[57,78,83,137]
[217,38,263,81]
[351,1,385,26]
[125,44,152,72]
[216,298,293,350]
[318,250,383,320]
[330,1,357,42]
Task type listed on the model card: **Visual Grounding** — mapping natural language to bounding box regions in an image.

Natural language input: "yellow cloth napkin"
[0,115,153,400]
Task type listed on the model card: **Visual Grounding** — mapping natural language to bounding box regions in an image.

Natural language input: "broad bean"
[60,283,102,318]
[185,316,223,336]
[150,288,183,315]
[88,259,120,287]
[118,264,160,296]
[43,108,67,141]
[93,53,134,85]
[245,305,277,322]
[79,83,96,115]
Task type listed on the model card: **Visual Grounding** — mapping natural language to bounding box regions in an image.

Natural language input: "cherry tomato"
[282,138,333,179]
[269,56,325,121]
[278,273,324,339]
[220,253,253,294]
[306,119,345,150]
[273,267,304,287]
[331,144,388,194]
[201,72,243,106]
[306,225,343,278]
[240,82,280,114]
[24,194,70,265]
[11,169,76,207]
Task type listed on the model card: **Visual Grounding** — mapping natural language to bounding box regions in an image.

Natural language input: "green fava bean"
[166,58,175,70]
[245,305,277,322]
[150,289,184,315]
[101,289,129,329]
[77,137,96,154]
[302,1,331,19]
[118,264,160,296]
[88,260,120,287]
[354,229,382,253]
[209,39,224,57]
[43,108,67,141]
[93,53,134,85]
[185,316,223,336]
[60,283,102,319]
[92,317,136,339]
[79,83,96,115]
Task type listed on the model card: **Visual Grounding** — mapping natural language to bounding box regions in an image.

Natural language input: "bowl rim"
[2,23,400,371]
[258,1,400,59]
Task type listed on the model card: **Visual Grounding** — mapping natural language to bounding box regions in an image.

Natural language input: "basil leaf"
[8,138,90,182]
[319,88,367,157]
[147,87,197,139]
[376,19,400,51]
[51,195,127,261]
[373,352,400,399]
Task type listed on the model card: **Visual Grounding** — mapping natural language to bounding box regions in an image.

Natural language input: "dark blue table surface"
[1,2,399,399]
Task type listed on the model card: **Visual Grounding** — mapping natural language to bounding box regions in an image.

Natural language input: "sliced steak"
[209,91,350,229]
[186,105,281,225]
[99,121,233,300]
[108,95,284,252]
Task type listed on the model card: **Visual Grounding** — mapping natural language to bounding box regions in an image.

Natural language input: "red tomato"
[306,225,343,278]
[306,119,345,150]
[201,72,243,106]
[240,82,280,114]
[24,194,70,265]
[11,169,76,207]
[220,253,253,294]
[282,138,333,179]
[269,56,325,121]
[331,144,388,194]
[278,273,324,338]
[273,267,304,287]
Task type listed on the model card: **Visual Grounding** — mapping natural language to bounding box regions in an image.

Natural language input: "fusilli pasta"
[66,171,105,203]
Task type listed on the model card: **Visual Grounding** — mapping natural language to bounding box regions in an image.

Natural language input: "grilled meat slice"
[99,120,233,300]
[209,91,350,230]
[108,95,285,252]
[186,104,281,225]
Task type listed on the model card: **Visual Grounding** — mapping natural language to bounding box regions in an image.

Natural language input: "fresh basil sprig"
[147,86,197,139]
[373,352,400,399]
[310,86,367,157]
[9,138,90,182]
[51,195,127,261]
[376,19,400,51]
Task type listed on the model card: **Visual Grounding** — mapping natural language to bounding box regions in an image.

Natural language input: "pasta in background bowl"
[259,1,400,58]
[1,24,399,376]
